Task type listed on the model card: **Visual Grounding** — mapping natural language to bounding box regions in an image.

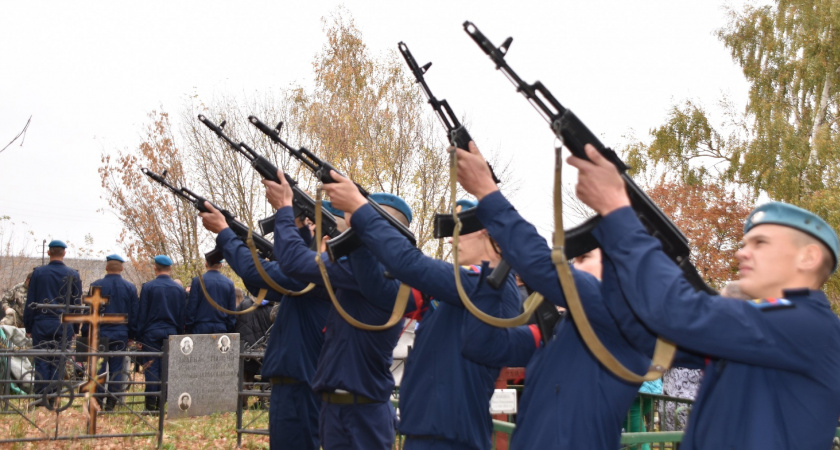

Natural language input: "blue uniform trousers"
[141,337,165,408]
[96,338,128,397]
[319,400,396,450]
[269,382,321,450]
[32,328,73,394]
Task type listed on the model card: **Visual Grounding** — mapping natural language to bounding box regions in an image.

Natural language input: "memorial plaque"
[166,333,239,418]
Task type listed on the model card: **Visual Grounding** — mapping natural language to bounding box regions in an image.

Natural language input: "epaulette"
[747,297,794,311]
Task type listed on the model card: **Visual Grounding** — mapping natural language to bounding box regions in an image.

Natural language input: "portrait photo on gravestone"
[166,333,240,418]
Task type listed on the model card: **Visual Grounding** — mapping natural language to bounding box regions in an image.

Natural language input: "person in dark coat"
[568,143,840,449]
[134,255,186,412]
[24,240,82,398]
[265,172,406,450]
[88,254,138,410]
[185,260,236,334]
[198,201,330,450]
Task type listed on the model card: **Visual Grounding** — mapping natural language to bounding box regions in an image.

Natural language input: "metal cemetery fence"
[0,331,165,448]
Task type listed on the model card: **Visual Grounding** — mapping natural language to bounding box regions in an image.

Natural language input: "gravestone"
[166,333,239,418]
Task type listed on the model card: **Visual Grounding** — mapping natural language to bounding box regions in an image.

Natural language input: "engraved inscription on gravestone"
[166,333,239,418]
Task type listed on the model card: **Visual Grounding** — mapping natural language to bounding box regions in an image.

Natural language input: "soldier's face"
[736,224,801,298]
[572,248,602,280]
[454,230,485,266]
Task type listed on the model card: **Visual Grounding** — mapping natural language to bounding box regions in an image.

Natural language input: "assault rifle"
[198,114,340,239]
[398,41,512,289]
[463,21,715,294]
[141,167,275,263]
[248,115,417,260]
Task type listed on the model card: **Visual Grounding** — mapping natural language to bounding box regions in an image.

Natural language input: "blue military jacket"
[186,270,236,334]
[134,274,186,343]
[351,203,527,449]
[24,260,82,338]
[475,191,654,449]
[89,274,138,341]
[216,227,329,383]
[597,206,840,449]
[274,206,402,402]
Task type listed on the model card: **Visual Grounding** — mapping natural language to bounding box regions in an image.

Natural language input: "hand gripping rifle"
[248,115,417,260]
[141,167,275,263]
[463,21,714,295]
[197,114,340,239]
[398,40,547,332]
[398,42,514,286]
[463,22,692,382]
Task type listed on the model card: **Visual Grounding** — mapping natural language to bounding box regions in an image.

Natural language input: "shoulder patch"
[747,297,794,311]
[460,265,482,275]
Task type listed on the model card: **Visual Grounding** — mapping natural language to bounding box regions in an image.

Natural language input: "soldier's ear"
[796,243,823,274]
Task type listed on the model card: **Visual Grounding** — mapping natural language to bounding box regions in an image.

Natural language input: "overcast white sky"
[0,0,757,260]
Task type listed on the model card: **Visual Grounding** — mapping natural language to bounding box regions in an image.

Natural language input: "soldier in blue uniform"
[323,173,532,450]
[455,143,664,448]
[185,259,236,334]
[569,143,840,449]
[134,255,186,412]
[263,170,406,450]
[88,254,138,410]
[24,240,82,397]
[198,201,331,450]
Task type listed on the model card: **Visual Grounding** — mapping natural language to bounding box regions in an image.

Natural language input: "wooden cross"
[61,286,127,435]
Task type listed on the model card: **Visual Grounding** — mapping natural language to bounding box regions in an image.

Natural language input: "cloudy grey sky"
[0,0,755,259]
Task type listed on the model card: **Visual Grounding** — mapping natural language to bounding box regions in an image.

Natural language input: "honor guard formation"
[4,19,840,450]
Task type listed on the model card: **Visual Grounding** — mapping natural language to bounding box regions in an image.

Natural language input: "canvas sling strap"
[244,227,316,297]
[548,145,675,382]
[448,147,545,327]
[313,188,412,331]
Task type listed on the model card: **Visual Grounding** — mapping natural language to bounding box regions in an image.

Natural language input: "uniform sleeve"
[72,270,83,334]
[347,247,407,313]
[24,273,37,333]
[475,191,594,310]
[273,207,358,289]
[595,206,823,372]
[134,284,148,338]
[217,228,307,291]
[350,203,479,307]
[460,281,542,368]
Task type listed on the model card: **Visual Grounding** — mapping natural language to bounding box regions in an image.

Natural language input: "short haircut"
[154,263,171,272]
[105,260,123,273]
[48,247,65,257]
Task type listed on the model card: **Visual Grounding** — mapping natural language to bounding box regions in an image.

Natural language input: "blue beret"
[456,198,478,213]
[745,202,839,273]
[321,200,345,219]
[48,240,67,249]
[369,193,413,225]
[106,254,125,262]
[153,255,173,266]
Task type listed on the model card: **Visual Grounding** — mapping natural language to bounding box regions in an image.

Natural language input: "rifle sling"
[549,145,674,382]
[313,188,411,331]
[245,227,316,296]
[448,147,544,327]
[197,272,266,316]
